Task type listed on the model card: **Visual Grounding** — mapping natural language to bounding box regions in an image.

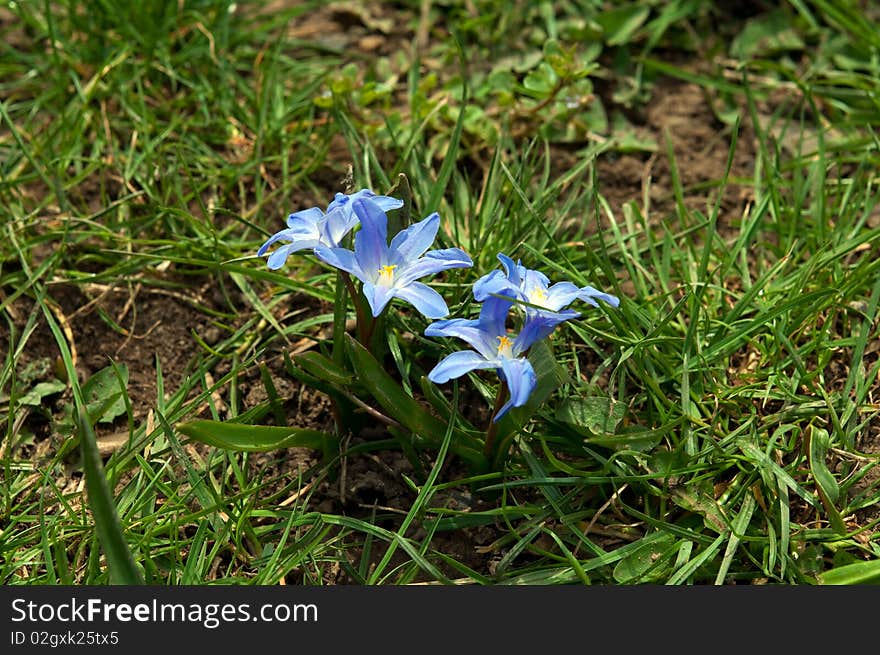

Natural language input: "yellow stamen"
[496,335,513,357]
[529,287,548,306]
[377,264,397,286]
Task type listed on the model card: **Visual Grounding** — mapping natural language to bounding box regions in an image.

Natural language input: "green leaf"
[649,446,689,477]
[345,335,487,470]
[612,533,675,583]
[670,485,728,534]
[807,423,846,535]
[18,379,67,407]
[808,424,839,504]
[82,364,128,424]
[77,409,144,584]
[714,494,757,585]
[737,439,821,510]
[555,396,626,436]
[556,396,661,451]
[293,351,354,386]
[496,340,564,436]
[176,419,328,452]
[595,4,651,46]
[818,559,880,585]
[522,62,558,96]
[585,428,662,452]
[730,9,805,59]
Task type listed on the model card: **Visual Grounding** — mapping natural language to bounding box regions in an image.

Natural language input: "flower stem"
[483,381,509,459]
[340,270,382,358]
[362,313,379,350]
[340,271,368,344]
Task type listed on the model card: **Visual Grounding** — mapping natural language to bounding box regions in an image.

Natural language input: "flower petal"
[313,246,364,280]
[389,212,440,264]
[428,350,499,384]
[576,285,620,308]
[371,195,405,211]
[477,296,513,340]
[352,198,389,278]
[513,311,574,354]
[361,281,396,317]
[327,189,404,215]
[473,268,519,302]
[325,191,361,213]
[425,317,498,361]
[497,253,522,287]
[319,207,360,247]
[495,357,536,420]
[286,207,325,229]
[258,228,317,256]
[393,281,449,319]
[266,244,297,270]
[523,267,550,287]
[396,247,473,287]
[538,281,582,311]
[536,281,620,310]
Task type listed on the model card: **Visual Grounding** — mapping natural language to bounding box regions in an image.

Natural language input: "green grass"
[1,0,879,585]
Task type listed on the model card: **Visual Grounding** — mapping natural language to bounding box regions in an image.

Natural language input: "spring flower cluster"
[427,254,619,419]
[258,188,619,422]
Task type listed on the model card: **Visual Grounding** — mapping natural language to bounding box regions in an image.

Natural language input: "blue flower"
[257,189,403,270]
[314,197,473,319]
[473,253,619,319]
[426,297,566,420]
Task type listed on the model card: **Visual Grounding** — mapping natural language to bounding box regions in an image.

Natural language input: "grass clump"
[1,0,878,586]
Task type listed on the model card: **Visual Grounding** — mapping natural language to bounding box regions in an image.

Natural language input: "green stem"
[483,382,509,460]
[362,312,379,351]
[340,271,368,345]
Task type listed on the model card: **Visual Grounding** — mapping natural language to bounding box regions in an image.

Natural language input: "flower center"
[377,264,397,286]
[496,335,513,357]
[528,287,548,307]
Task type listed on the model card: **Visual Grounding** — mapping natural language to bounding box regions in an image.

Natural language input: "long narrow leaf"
[818,559,880,585]
[77,409,145,584]
[176,419,328,452]
[345,334,487,470]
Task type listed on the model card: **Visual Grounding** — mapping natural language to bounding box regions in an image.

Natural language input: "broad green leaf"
[556,394,654,453]
[18,379,66,407]
[77,409,144,584]
[176,419,328,452]
[346,335,447,438]
[82,364,128,424]
[523,62,558,96]
[612,533,675,583]
[582,428,662,452]
[649,447,689,477]
[555,396,626,436]
[670,485,728,534]
[730,9,805,59]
